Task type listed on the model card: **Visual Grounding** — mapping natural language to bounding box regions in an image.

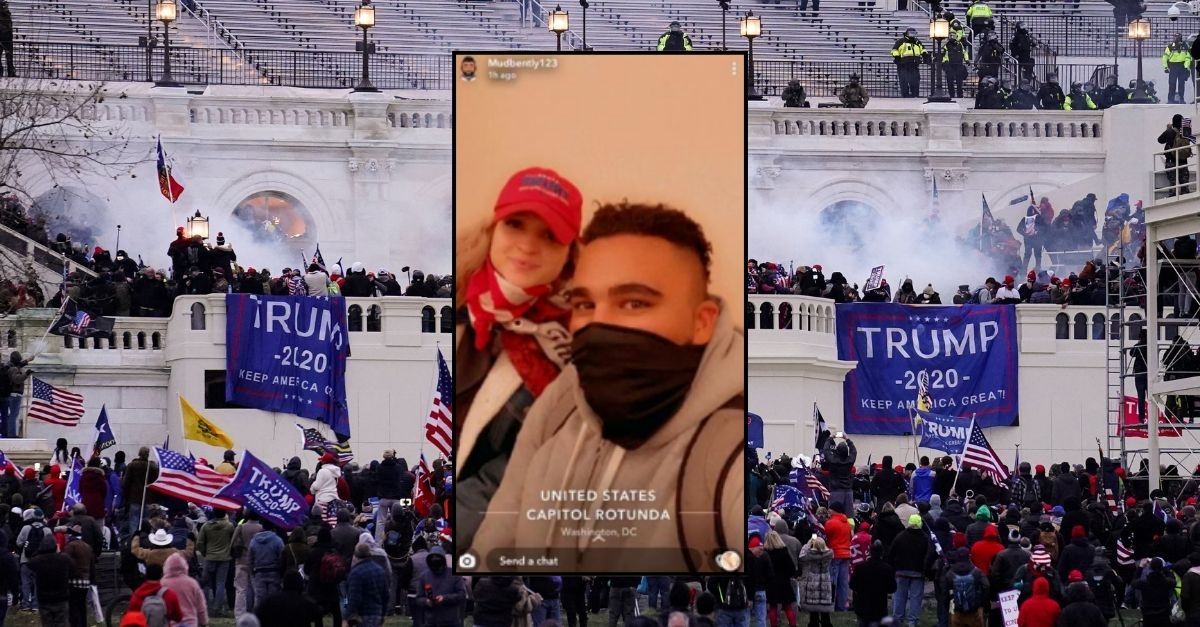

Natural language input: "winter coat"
[1133,568,1175,617]
[1051,473,1081,505]
[871,467,907,507]
[942,499,971,531]
[824,513,852,559]
[1055,581,1106,627]
[303,271,331,297]
[797,545,834,613]
[970,526,1004,574]
[1018,577,1061,627]
[376,457,415,500]
[414,549,467,625]
[281,457,310,495]
[910,467,936,503]
[1057,537,1095,584]
[121,457,159,505]
[820,439,856,490]
[887,528,929,574]
[130,534,195,569]
[1182,565,1200,623]
[197,517,234,562]
[161,552,208,626]
[849,556,895,622]
[990,546,1031,592]
[78,466,107,519]
[311,463,341,506]
[248,530,283,574]
[872,505,904,547]
[346,558,390,619]
[765,547,797,603]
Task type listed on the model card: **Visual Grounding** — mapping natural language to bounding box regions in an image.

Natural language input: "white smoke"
[750,189,1007,295]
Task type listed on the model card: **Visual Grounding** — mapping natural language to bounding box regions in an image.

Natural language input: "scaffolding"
[1105,142,1200,495]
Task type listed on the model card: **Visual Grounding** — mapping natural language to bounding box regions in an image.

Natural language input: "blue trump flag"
[835,303,1018,435]
[916,411,973,454]
[60,456,84,513]
[772,484,803,510]
[215,451,307,530]
[748,412,764,449]
[225,295,351,437]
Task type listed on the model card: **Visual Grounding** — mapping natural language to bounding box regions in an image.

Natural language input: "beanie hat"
[906,514,924,529]
[1071,525,1086,540]
[1068,569,1084,583]
[216,232,225,245]
[975,505,991,520]
[1027,270,1036,281]
[1035,464,1045,474]
[1008,527,1022,543]
[748,536,762,549]
[1031,545,1051,566]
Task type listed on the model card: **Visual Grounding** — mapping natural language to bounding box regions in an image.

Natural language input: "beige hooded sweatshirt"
[470,306,744,572]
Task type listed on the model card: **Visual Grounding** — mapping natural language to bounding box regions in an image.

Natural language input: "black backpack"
[663,31,686,51]
[723,578,748,609]
[22,524,42,560]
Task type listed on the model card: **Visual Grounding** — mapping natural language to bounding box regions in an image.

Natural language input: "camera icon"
[458,552,478,570]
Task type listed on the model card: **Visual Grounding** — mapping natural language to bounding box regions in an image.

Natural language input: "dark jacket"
[27,537,71,604]
[849,555,895,622]
[376,457,415,500]
[886,527,929,574]
[281,457,310,495]
[820,439,856,490]
[989,545,1030,592]
[1057,581,1106,627]
[1051,473,1081,505]
[871,466,907,507]
[1038,83,1066,110]
[346,559,390,619]
[1057,537,1095,584]
[473,577,522,627]
[415,549,467,625]
[121,456,159,505]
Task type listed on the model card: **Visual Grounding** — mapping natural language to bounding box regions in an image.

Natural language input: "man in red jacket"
[824,500,853,611]
[43,465,66,514]
[128,563,184,623]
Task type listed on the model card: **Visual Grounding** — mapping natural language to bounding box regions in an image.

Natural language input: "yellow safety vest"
[1064,93,1096,110]
[1163,43,1192,69]
[943,33,971,63]
[892,39,925,60]
[967,2,993,19]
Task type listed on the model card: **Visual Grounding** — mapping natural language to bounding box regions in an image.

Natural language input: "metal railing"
[754,59,1109,98]
[999,15,1200,56]
[1153,142,1200,201]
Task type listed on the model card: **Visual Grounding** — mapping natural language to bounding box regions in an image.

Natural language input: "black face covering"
[571,322,706,449]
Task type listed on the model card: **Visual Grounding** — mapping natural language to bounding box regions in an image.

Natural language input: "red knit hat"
[1115,466,1126,478]
[748,536,762,549]
[1068,569,1084,583]
[1027,270,1036,281]
[1003,275,1015,286]
[1125,496,1138,508]
[1035,464,1045,474]
[1071,525,1086,540]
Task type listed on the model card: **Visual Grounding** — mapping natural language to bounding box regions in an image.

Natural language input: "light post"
[154,0,181,87]
[927,16,951,103]
[741,11,764,100]
[1128,17,1152,103]
[353,0,378,92]
[186,210,209,240]
[719,0,730,51]
[549,5,569,51]
[579,0,591,50]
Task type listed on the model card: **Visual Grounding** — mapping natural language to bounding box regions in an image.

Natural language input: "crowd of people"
[748,429,1200,627]
[0,196,451,319]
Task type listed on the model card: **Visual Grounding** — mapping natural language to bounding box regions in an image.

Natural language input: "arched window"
[152,332,162,349]
[367,305,382,332]
[440,306,453,334]
[778,302,793,329]
[190,302,206,330]
[232,190,316,252]
[759,302,775,330]
[420,306,435,333]
[1055,313,1069,339]
[5,331,14,348]
[348,305,363,332]
[1092,313,1106,340]
[1073,313,1088,340]
[122,332,132,350]
[745,302,756,330]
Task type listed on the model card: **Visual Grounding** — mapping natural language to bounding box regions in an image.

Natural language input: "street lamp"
[154,0,181,87]
[741,11,764,101]
[1128,17,1152,103]
[927,17,951,103]
[719,0,730,51]
[549,5,569,51]
[186,210,209,240]
[579,0,591,50]
[353,0,378,92]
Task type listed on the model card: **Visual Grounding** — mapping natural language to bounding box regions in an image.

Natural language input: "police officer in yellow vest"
[891,27,926,98]
[1164,33,1192,104]
[1064,82,1097,110]
[966,0,993,36]
[657,21,694,51]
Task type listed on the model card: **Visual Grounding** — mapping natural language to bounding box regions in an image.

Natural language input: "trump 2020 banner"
[225,295,350,437]
[835,304,1018,435]
[215,451,307,530]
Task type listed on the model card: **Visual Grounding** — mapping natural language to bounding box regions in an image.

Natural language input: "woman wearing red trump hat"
[454,166,583,552]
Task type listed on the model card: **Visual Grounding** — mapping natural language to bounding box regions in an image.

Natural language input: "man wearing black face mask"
[470,202,744,573]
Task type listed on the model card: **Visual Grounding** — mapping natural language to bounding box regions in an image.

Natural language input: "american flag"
[1104,487,1120,516]
[0,451,20,476]
[149,447,240,511]
[1116,538,1134,565]
[425,349,453,459]
[69,310,91,335]
[296,424,329,454]
[27,377,85,427]
[321,498,350,527]
[772,484,803,510]
[961,421,1009,486]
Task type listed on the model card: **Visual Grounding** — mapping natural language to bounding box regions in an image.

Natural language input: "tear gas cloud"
[750,191,1009,294]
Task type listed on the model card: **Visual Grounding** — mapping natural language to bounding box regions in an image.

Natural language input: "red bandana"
[465,260,570,396]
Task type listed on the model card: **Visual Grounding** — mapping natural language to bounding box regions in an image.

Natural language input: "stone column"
[347,91,399,266]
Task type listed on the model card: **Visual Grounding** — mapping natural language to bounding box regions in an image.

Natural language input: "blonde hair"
[454,217,578,309]
[808,536,828,552]
[764,530,786,551]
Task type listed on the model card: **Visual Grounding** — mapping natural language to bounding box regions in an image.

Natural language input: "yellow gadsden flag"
[180,395,235,449]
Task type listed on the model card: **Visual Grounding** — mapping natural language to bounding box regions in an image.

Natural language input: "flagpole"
[951,414,977,498]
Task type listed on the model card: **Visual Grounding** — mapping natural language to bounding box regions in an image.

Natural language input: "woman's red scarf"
[465,259,569,396]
